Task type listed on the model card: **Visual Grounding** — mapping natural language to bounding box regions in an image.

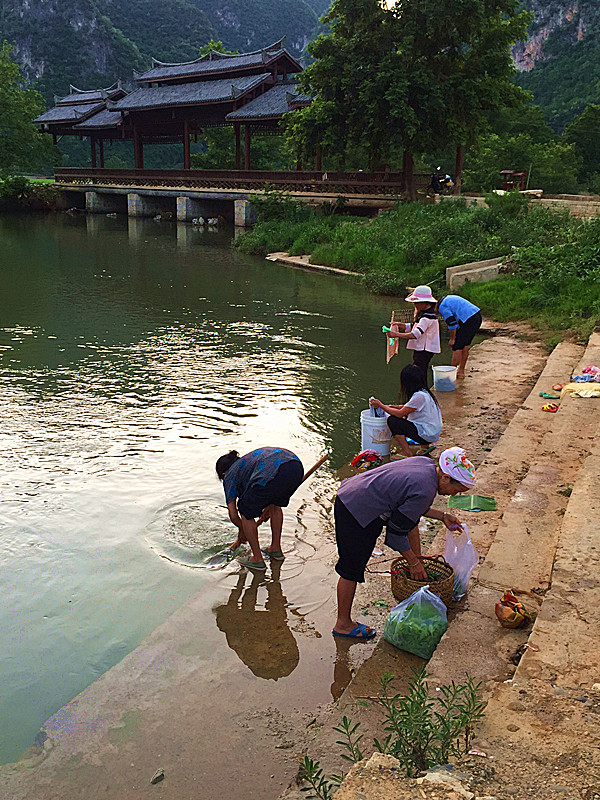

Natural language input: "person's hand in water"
[229,528,247,550]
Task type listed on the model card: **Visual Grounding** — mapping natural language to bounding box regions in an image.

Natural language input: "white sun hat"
[405,285,437,303]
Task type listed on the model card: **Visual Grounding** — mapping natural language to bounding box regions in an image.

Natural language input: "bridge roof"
[134,39,300,84]
[35,102,105,125]
[112,73,272,111]
[226,82,311,121]
[74,108,125,130]
[55,83,124,105]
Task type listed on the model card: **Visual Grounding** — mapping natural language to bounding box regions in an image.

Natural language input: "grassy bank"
[235,193,600,340]
[0,175,59,211]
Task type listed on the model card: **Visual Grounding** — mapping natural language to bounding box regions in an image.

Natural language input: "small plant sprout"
[333,716,363,763]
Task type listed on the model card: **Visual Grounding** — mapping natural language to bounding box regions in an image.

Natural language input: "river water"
[1,213,432,765]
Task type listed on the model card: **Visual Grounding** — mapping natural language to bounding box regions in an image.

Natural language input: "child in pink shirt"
[389,285,440,376]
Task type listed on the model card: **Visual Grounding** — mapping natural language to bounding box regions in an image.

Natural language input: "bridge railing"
[54,168,430,196]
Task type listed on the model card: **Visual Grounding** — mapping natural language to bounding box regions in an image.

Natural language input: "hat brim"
[405,294,437,303]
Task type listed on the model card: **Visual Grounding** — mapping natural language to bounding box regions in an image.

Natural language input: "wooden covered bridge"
[35,40,427,225]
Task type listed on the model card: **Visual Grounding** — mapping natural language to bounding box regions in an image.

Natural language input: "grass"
[235,193,600,340]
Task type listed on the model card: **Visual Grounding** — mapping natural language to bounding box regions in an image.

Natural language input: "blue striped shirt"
[223,447,300,504]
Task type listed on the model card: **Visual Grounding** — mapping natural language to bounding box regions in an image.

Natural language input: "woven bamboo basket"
[390,307,449,332]
[391,555,455,606]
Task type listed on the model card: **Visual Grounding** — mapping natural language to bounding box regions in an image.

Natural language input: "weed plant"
[236,191,600,339]
[299,667,486,797]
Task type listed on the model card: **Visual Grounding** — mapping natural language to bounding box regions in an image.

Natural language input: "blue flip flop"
[332,622,376,640]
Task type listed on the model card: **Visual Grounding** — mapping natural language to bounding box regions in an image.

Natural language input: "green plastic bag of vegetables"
[383,585,448,659]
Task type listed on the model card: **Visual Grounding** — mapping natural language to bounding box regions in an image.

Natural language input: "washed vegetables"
[384,586,448,659]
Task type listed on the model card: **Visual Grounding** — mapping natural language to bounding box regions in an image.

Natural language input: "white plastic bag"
[383,585,448,659]
[444,524,478,601]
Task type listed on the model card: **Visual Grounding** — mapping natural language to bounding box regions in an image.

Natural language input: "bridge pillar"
[128,193,160,218]
[176,196,211,222]
[234,198,257,228]
[86,191,121,214]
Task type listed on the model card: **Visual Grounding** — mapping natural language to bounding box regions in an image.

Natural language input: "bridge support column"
[234,198,257,228]
[86,191,121,214]
[128,193,160,218]
[176,196,211,222]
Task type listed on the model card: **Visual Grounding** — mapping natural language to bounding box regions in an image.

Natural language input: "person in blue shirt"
[435,295,482,377]
[216,447,304,571]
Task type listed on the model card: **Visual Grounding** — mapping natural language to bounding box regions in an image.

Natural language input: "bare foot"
[457,371,466,378]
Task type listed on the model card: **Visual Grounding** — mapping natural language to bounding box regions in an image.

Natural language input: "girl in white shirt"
[388,285,440,376]
[370,364,443,457]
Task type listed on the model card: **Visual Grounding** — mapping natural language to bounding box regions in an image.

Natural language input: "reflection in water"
[330,637,357,701]
[214,562,299,680]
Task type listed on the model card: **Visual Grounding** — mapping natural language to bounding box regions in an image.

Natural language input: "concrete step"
[461,336,600,798]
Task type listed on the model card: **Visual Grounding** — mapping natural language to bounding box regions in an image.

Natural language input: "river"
[1,212,433,766]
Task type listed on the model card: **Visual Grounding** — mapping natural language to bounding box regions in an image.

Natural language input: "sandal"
[332,622,376,640]
[237,555,266,571]
[542,403,559,413]
[539,392,560,399]
[261,548,285,561]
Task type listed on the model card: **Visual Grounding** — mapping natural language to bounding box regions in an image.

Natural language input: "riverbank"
[0,175,60,211]
[279,333,600,800]
[235,193,600,341]
[0,328,553,800]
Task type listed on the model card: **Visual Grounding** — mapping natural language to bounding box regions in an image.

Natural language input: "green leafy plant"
[299,756,343,800]
[374,667,486,777]
[299,668,486,795]
[333,716,364,763]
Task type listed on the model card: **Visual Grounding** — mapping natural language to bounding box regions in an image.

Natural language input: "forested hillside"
[514,0,600,129]
[1,0,597,130]
[0,0,320,104]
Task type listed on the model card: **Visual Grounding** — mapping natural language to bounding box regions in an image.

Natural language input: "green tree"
[286,0,530,198]
[565,103,600,188]
[463,132,580,194]
[0,42,57,174]
[286,0,404,173]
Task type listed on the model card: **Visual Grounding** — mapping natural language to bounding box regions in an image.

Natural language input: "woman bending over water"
[216,447,304,571]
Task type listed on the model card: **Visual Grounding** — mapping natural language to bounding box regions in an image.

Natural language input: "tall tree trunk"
[404,150,417,201]
[454,143,465,195]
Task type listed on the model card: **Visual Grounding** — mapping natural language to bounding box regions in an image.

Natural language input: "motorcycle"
[428,167,454,196]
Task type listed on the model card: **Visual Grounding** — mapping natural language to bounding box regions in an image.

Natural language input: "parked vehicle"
[428,167,454,195]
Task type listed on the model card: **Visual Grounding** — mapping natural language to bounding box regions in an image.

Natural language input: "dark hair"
[400,364,439,407]
[216,450,240,480]
[414,302,436,323]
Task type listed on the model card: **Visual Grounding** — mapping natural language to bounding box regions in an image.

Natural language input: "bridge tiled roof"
[74,108,125,130]
[226,82,311,121]
[134,40,299,83]
[35,102,104,124]
[112,73,272,111]
[55,83,124,105]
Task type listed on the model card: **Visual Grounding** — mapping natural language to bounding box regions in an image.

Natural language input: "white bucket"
[432,365,458,392]
[360,409,391,456]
